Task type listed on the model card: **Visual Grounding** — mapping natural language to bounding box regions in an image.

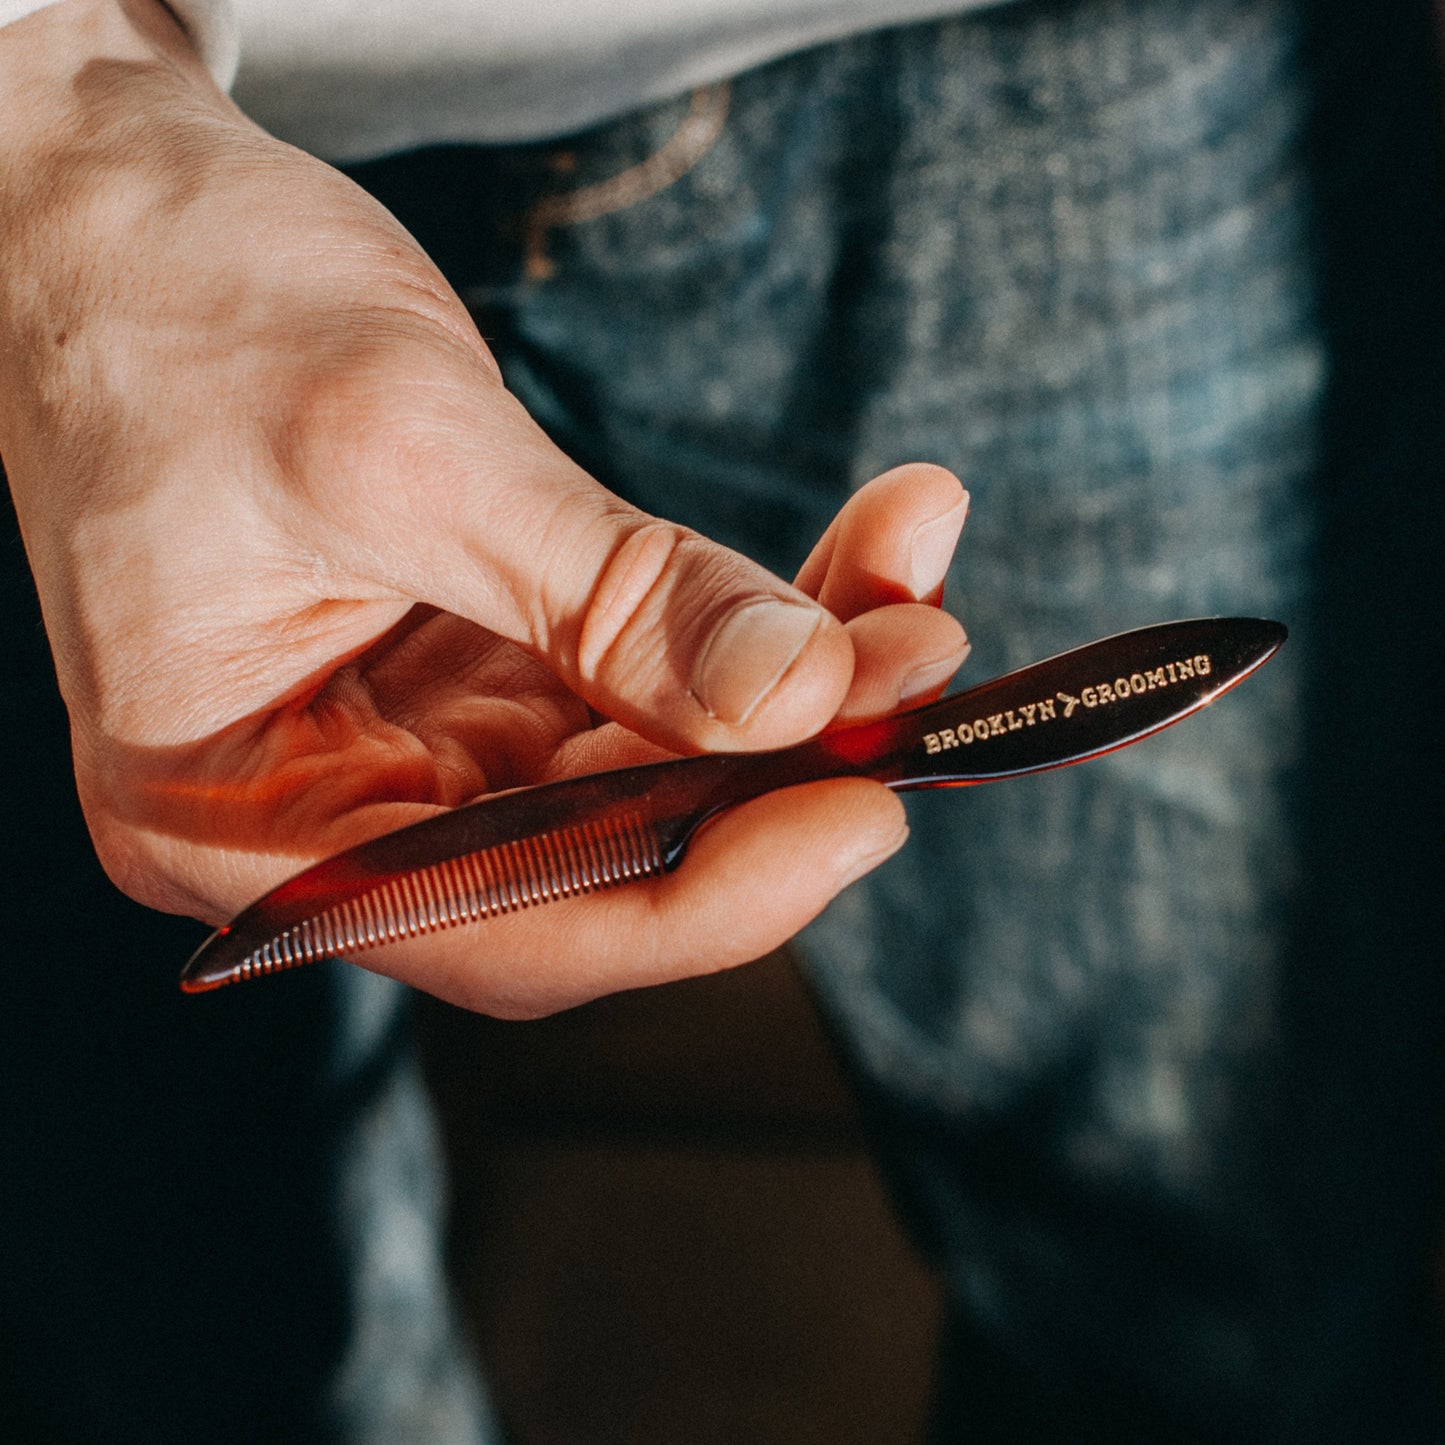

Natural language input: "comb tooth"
[577,820,605,889]
[357,892,378,948]
[477,846,502,918]
[560,831,583,891]
[535,834,555,901]
[592,820,614,883]
[385,878,407,941]
[537,829,567,899]
[398,873,423,938]
[538,832,564,898]
[535,834,557,899]
[442,854,466,925]
[382,880,405,942]
[520,838,541,904]
[338,899,360,953]
[499,843,522,912]
[469,847,494,919]
[518,836,543,906]
[598,816,625,882]
[621,815,646,877]
[434,858,458,927]
[460,850,486,922]
[231,811,665,979]
[417,866,443,933]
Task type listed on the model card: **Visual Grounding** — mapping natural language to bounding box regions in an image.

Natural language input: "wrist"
[0,0,252,271]
[0,0,233,158]
[0,0,255,467]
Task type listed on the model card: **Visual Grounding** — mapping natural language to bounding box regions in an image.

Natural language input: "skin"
[0,0,971,1016]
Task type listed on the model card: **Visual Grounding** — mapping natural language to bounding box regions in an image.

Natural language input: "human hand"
[0,0,968,1014]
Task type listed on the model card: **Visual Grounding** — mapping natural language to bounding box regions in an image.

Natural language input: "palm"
[98,608,641,913]
[92,450,966,937]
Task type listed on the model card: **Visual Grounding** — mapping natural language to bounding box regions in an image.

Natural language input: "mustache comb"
[181,616,1285,993]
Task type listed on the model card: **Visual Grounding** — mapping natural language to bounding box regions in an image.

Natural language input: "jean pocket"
[522,83,731,280]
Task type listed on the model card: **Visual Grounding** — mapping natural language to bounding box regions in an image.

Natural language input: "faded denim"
[352,0,1444,1437]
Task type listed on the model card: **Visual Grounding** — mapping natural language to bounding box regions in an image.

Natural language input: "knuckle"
[574,520,691,684]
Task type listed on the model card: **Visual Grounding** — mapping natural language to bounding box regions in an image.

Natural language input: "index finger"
[793,463,968,617]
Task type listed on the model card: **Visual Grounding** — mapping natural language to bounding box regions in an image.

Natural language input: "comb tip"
[1223,615,1288,673]
[179,928,239,994]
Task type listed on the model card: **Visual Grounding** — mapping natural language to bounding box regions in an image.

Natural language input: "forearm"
[0,0,250,264]
[0,0,219,120]
[0,0,230,88]
[0,1,253,685]
[0,0,242,435]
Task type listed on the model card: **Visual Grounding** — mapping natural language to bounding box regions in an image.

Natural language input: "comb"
[181,616,1284,992]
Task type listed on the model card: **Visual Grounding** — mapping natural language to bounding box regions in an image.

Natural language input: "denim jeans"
[3,0,1441,1440]
[352,0,1445,1437]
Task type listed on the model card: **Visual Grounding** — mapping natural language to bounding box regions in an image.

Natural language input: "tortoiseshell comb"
[180,616,1284,992]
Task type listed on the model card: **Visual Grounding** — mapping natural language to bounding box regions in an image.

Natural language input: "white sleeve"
[0,1,238,88]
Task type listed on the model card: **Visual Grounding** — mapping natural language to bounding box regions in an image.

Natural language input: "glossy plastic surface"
[182,617,1284,992]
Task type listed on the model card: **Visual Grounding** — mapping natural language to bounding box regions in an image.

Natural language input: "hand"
[0,0,968,1014]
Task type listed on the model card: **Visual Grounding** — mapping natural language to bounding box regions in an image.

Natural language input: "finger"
[313,364,854,756]
[835,604,971,724]
[355,777,908,1017]
[794,463,968,617]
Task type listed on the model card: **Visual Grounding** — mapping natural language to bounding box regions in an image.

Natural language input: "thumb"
[559,512,857,751]
[350,379,854,753]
